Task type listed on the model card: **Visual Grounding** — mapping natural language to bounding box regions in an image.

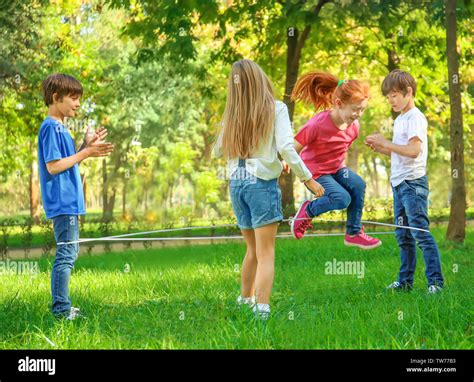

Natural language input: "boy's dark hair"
[42,73,83,106]
[381,69,417,97]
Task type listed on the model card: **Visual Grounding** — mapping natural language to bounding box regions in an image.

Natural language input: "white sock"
[238,295,256,305]
[254,303,270,313]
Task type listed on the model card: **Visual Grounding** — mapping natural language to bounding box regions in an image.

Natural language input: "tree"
[279,0,332,215]
[445,0,466,242]
[0,0,47,222]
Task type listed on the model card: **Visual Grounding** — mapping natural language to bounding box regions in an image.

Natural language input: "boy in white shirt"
[365,69,444,294]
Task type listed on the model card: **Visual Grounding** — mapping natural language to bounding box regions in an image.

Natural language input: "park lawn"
[0,227,472,349]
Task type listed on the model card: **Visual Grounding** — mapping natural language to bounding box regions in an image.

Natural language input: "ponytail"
[291,71,369,111]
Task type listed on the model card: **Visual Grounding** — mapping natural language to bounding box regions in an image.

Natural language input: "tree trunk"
[102,159,108,220]
[102,159,115,222]
[122,179,127,218]
[102,151,123,222]
[280,26,300,217]
[29,142,41,224]
[387,41,401,120]
[107,190,116,221]
[362,154,375,198]
[347,146,359,172]
[280,0,329,216]
[387,48,400,73]
[445,0,466,242]
[144,187,148,213]
[81,174,87,224]
[372,157,380,198]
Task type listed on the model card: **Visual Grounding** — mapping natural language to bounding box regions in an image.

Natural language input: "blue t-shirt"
[38,117,85,219]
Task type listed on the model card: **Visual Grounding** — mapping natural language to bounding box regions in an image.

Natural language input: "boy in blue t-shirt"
[38,73,114,319]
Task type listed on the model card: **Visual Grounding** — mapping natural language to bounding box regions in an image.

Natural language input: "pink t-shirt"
[294,110,359,179]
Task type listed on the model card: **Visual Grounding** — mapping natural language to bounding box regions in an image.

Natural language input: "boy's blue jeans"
[52,215,79,316]
[392,176,444,287]
[306,167,366,235]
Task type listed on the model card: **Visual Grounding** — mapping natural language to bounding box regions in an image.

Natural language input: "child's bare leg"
[241,229,257,298]
[254,222,279,304]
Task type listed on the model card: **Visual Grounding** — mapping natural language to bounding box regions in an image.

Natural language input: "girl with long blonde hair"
[213,59,323,319]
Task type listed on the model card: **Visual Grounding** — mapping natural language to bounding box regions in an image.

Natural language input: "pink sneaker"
[291,201,313,239]
[344,227,382,250]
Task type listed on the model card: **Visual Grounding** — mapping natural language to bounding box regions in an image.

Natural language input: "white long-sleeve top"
[213,100,313,182]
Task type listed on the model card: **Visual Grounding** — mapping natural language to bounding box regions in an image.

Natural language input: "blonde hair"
[220,59,275,159]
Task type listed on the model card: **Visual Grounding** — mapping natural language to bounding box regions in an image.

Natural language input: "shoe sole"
[344,240,382,250]
[237,303,256,309]
[291,202,310,240]
[386,284,413,292]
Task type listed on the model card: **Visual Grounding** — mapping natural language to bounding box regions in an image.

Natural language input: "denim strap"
[238,158,246,168]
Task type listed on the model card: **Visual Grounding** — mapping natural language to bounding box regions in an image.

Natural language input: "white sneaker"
[387,281,401,289]
[428,285,443,294]
[237,295,256,308]
[386,281,413,291]
[65,307,84,321]
[252,304,270,320]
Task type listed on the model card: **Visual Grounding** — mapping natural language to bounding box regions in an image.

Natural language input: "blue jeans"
[392,176,444,287]
[306,167,366,235]
[51,215,80,316]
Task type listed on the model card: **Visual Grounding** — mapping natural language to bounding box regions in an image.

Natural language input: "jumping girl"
[290,71,382,250]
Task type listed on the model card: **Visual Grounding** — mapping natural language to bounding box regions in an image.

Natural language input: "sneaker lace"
[358,226,371,240]
[298,218,313,232]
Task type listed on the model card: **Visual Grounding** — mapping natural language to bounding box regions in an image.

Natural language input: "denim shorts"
[229,168,283,230]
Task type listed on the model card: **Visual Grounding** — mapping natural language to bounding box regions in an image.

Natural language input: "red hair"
[291,71,369,111]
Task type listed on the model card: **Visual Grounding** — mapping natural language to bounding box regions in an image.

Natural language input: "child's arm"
[365,134,421,158]
[375,146,392,156]
[294,140,304,154]
[46,135,114,175]
[281,140,304,172]
[47,150,91,174]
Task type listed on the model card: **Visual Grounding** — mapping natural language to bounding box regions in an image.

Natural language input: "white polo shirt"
[390,107,428,187]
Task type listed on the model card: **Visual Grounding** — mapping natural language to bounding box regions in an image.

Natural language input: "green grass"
[0,227,472,349]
